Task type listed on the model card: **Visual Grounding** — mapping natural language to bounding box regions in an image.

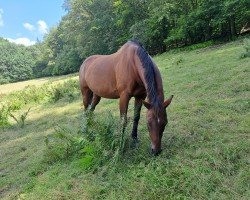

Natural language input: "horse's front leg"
[119,93,131,131]
[131,97,142,141]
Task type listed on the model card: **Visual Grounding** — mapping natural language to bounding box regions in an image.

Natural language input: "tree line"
[0,0,249,83]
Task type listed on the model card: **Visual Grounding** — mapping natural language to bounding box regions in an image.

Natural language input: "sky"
[0,0,66,46]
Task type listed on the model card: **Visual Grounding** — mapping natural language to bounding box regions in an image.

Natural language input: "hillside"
[0,39,249,199]
[1,0,249,83]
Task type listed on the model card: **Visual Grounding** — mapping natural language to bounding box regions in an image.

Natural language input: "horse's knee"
[131,130,137,139]
[134,115,140,122]
[121,115,127,125]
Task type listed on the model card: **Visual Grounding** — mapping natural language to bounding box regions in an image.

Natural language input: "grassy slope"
[0,40,249,199]
[0,73,77,96]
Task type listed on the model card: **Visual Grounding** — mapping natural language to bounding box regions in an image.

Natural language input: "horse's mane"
[129,40,160,112]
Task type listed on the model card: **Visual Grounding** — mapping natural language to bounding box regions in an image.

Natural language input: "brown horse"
[79,40,173,155]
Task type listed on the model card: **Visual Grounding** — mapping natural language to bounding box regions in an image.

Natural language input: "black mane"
[130,40,160,111]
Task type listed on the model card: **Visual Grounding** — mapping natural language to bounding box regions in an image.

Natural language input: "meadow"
[0,39,249,199]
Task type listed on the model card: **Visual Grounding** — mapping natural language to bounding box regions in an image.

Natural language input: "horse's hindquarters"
[83,56,120,99]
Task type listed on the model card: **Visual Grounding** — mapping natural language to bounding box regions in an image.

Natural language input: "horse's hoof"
[131,138,140,148]
[151,148,162,156]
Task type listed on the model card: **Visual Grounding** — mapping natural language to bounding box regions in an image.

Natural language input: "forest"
[0,0,249,83]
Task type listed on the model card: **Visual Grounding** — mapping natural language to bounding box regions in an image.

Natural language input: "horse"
[79,40,173,155]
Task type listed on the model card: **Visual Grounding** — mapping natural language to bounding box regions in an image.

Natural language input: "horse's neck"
[136,60,164,103]
[154,68,164,103]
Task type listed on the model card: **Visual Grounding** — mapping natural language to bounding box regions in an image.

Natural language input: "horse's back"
[79,42,144,98]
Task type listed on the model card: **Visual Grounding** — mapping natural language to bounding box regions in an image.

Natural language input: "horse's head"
[143,95,173,156]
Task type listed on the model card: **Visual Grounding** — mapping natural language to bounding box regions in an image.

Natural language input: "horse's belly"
[91,86,120,99]
[86,74,120,99]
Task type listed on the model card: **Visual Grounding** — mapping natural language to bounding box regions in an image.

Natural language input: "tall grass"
[240,38,250,58]
[0,79,80,127]
[0,105,10,126]
[9,108,31,128]
[1,79,79,111]
[44,111,131,171]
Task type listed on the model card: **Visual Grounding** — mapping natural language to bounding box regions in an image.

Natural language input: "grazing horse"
[79,40,173,155]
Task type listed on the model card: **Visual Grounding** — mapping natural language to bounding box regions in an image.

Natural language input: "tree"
[0,38,36,83]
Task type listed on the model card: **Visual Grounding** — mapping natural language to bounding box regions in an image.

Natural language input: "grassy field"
[0,74,77,96]
[0,39,249,199]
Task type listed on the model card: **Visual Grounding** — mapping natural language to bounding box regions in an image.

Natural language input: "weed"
[1,79,80,112]
[44,111,130,171]
[0,104,10,126]
[50,79,79,102]
[240,38,250,58]
[176,57,184,65]
[185,40,215,51]
[9,108,31,128]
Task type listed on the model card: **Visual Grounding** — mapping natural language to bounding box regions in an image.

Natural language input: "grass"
[0,73,77,96]
[0,38,249,199]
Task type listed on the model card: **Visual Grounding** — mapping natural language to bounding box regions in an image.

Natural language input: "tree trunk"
[230,16,237,36]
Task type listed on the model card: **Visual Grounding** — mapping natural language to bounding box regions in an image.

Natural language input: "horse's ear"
[163,95,174,108]
[142,100,152,109]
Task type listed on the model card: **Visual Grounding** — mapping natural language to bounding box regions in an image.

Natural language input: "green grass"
[0,73,77,96]
[0,39,249,199]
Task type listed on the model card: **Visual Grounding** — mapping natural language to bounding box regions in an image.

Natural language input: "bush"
[1,79,80,112]
[44,112,130,171]
[240,38,250,58]
[5,85,49,111]
[50,79,79,102]
[0,79,80,127]
[9,108,31,128]
[0,104,11,127]
[185,40,215,51]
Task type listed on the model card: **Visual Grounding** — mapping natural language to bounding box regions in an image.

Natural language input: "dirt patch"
[0,184,11,198]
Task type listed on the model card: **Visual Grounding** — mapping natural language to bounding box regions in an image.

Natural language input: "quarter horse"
[79,40,173,155]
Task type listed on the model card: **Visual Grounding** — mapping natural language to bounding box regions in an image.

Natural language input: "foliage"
[44,112,130,170]
[0,104,11,126]
[50,79,79,102]
[240,38,250,58]
[38,0,249,75]
[0,0,249,82]
[0,38,38,84]
[9,108,31,128]
[2,79,79,112]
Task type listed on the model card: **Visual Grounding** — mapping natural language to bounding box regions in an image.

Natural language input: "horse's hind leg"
[81,87,93,110]
[90,94,101,111]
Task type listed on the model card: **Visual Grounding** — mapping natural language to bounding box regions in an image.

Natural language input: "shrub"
[185,40,215,51]
[0,104,11,127]
[1,79,80,112]
[4,85,49,111]
[49,79,79,102]
[240,38,250,58]
[44,112,130,171]
[9,108,31,128]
